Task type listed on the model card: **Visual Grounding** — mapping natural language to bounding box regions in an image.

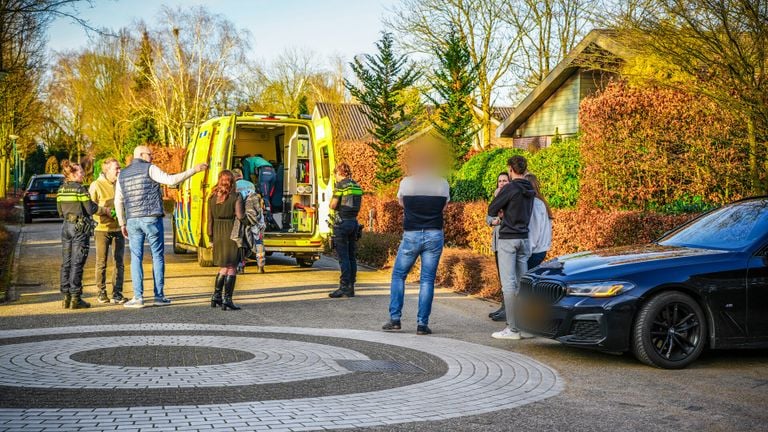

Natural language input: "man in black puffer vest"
[115,146,208,308]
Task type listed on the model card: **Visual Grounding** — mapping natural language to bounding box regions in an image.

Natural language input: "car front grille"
[521,319,562,338]
[570,320,602,342]
[520,277,566,304]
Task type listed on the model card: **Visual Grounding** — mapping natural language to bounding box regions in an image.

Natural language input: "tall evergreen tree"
[125,30,160,159]
[297,94,309,116]
[345,32,421,186]
[426,30,479,167]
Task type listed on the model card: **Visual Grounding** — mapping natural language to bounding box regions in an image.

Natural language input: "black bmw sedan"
[516,197,768,369]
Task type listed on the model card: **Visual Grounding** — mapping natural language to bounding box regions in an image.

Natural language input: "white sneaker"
[520,332,535,339]
[492,327,521,340]
[124,298,145,308]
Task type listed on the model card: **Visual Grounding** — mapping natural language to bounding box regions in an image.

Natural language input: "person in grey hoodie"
[487,155,535,340]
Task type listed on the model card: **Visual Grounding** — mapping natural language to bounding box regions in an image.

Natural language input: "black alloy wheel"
[632,291,707,369]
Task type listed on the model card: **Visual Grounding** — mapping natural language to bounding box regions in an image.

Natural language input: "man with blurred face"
[382,139,450,336]
[89,158,126,304]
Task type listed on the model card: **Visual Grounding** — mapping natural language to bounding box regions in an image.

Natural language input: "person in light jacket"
[524,173,553,270]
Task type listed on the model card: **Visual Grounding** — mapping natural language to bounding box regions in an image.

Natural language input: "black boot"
[62,293,71,309]
[489,299,505,319]
[221,275,241,311]
[70,295,91,309]
[329,284,354,298]
[211,274,225,308]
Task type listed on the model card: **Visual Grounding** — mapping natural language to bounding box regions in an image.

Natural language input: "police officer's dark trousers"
[334,219,358,295]
[61,221,90,296]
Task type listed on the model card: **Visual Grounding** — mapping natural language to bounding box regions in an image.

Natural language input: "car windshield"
[29,177,63,193]
[659,200,768,251]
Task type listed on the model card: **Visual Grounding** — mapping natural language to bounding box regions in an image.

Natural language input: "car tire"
[197,247,214,267]
[632,291,707,369]
[23,209,32,224]
[297,258,315,268]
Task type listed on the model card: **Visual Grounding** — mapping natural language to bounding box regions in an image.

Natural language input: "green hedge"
[449,137,581,207]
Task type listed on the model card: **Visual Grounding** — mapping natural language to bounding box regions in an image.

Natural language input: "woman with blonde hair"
[207,170,244,310]
[57,160,100,309]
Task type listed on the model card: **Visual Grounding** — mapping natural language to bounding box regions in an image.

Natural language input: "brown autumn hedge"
[579,80,752,211]
[355,195,697,299]
[358,194,695,258]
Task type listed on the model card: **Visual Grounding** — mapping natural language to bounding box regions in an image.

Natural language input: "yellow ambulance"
[172,113,336,267]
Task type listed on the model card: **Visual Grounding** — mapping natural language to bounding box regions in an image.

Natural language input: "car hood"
[533,244,731,279]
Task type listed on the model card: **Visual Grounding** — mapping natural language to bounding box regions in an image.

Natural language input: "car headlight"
[566,281,635,297]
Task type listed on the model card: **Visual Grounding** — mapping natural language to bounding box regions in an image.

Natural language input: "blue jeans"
[389,230,444,326]
[334,219,358,288]
[127,217,165,300]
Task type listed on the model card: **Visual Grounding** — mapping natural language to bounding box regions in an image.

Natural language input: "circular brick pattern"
[72,346,255,367]
[0,324,563,431]
[0,335,366,388]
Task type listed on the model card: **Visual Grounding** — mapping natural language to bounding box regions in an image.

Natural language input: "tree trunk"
[748,116,759,193]
[480,97,492,148]
[0,156,7,198]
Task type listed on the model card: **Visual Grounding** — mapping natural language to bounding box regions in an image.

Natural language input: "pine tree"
[426,30,479,167]
[124,30,160,159]
[297,94,309,116]
[345,32,421,186]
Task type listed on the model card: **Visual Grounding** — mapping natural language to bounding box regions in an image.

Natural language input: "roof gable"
[496,29,628,137]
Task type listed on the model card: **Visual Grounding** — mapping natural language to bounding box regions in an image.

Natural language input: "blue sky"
[48,0,398,65]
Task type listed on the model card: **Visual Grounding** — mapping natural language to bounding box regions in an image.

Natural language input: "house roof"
[396,105,514,147]
[470,105,516,125]
[496,29,628,137]
[313,102,373,142]
[491,106,515,122]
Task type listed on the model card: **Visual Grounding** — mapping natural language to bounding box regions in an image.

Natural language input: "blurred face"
[72,166,84,183]
[104,162,120,183]
[497,174,510,188]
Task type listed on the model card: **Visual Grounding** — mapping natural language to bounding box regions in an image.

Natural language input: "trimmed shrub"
[579,80,751,210]
[448,140,581,208]
[529,137,581,208]
[355,232,402,268]
[362,194,697,257]
[336,139,378,193]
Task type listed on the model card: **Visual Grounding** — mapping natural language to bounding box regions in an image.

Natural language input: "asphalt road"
[1,218,766,431]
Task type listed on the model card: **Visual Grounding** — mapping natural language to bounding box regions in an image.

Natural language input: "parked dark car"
[22,174,65,223]
[516,197,768,369]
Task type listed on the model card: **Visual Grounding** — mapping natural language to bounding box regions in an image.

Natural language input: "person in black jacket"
[57,160,100,309]
[487,155,535,340]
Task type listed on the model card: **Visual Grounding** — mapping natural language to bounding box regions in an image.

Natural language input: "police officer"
[328,162,363,298]
[57,160,100,309]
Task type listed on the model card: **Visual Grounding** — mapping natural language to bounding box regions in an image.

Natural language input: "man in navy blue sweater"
[382,150,450,336]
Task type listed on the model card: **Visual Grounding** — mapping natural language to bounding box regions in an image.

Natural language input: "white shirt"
[114,164,198,226]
